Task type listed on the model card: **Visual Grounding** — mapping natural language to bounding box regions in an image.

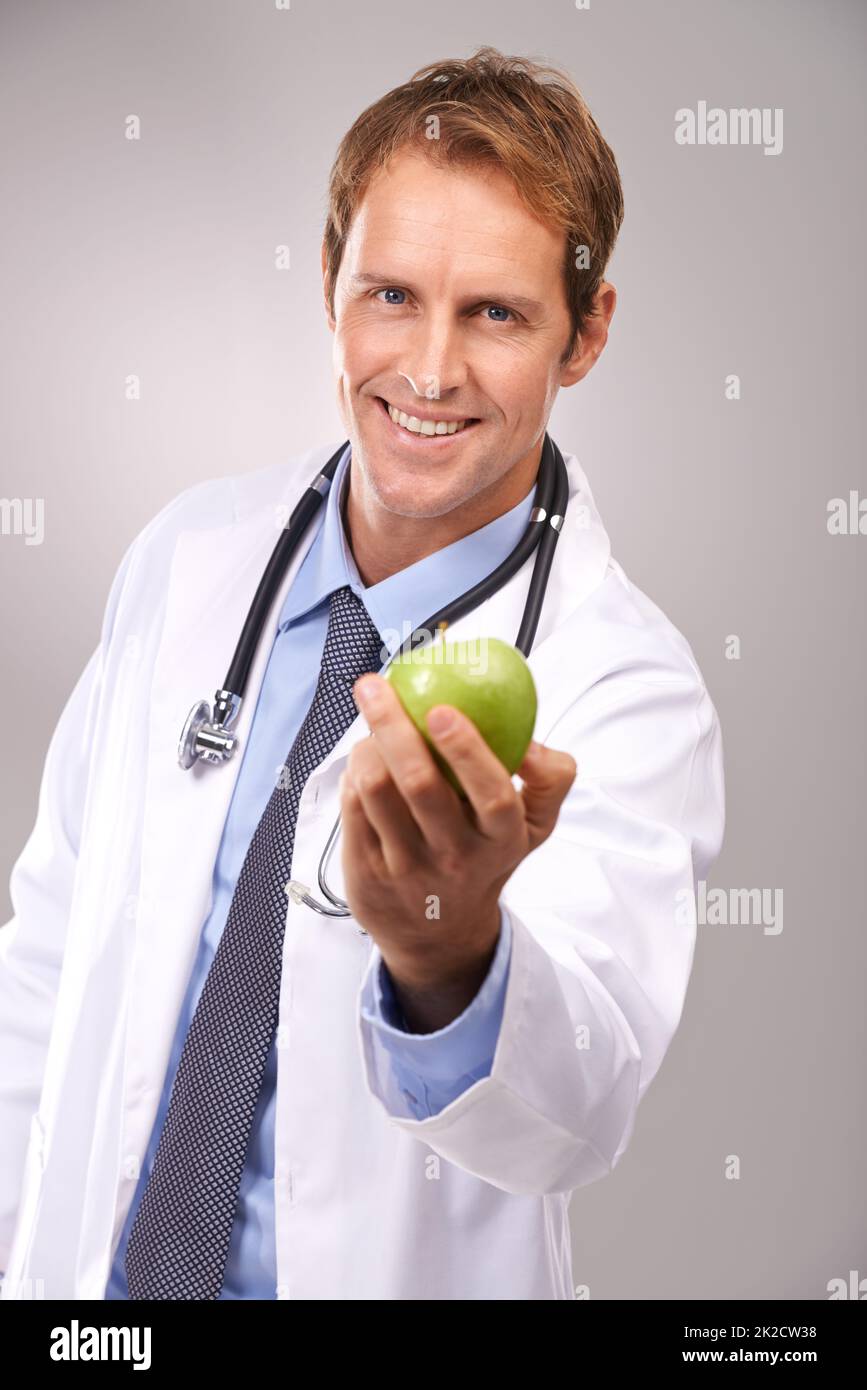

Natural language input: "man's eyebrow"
[347,271,544,314]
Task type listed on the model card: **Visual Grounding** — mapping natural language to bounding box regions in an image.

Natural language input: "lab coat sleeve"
[357,673,725,1197]
[0,543,134,1271]
[358,905,512,1119]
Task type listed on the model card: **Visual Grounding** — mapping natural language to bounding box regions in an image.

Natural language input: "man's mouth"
[376,396,480,439]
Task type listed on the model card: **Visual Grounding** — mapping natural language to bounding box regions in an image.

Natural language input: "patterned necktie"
[125,584,384,1299]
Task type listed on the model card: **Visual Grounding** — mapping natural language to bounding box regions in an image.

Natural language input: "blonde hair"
[322,46,624,363]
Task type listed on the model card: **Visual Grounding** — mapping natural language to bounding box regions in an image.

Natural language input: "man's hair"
[322,46,624,365]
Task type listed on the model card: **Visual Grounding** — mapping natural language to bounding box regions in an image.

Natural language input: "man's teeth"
[385,401,470,435]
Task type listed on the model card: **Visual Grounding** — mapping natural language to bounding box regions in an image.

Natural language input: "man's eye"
[375,288,407,305]
[373,290,515,323]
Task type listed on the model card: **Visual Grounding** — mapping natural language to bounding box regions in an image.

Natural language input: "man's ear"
[560,281,617,388]
[321,239,336,332]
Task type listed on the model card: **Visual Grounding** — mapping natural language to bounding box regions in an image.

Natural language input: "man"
[0,48,724,1300]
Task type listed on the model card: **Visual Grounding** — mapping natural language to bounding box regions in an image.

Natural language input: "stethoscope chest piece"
[178,690,241,769]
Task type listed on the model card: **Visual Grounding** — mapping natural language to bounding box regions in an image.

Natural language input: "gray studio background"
[1,0,864,1299]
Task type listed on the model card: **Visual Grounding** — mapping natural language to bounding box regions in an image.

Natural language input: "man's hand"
[340,671,577,1032]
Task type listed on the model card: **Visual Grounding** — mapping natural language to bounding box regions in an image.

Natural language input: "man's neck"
[342,440,543,587]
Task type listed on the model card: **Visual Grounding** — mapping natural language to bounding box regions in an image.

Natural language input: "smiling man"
[327,147,596,568]
[0,48,725,1302]
[328,141,605,1033]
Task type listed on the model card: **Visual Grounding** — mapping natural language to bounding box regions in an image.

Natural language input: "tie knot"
[321,585,385,686]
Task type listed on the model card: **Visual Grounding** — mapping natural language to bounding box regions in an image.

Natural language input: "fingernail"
[426,706,455,735]
[354,676,381,711]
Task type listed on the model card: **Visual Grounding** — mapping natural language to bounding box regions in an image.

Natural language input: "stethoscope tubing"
[224,432,563,702]
[224,458,343,698]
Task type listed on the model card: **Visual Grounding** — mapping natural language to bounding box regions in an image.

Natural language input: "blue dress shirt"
[105,444,531,1299]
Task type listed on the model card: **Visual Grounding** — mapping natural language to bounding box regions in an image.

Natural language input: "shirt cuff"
[359,904,512,1118]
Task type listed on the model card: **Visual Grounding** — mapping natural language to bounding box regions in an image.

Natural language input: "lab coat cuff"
[359,904,512,1084]
[357,897,642,1194]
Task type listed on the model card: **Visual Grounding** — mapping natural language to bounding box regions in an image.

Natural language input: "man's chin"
[349,435,463,512]
[368,469,477,522]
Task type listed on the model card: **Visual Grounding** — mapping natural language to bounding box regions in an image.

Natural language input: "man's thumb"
[517,741,578,839]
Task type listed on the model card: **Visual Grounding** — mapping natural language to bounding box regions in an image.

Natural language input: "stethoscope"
[178,431,570,922]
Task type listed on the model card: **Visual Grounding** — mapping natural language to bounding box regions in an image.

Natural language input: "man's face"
[324,147,587,520]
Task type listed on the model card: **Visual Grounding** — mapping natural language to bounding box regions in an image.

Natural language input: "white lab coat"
[0,439,725,1301]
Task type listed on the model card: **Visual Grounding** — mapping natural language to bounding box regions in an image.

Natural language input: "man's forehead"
[353,149,561,248]
[344,202,563,284]
[349,222,535,268]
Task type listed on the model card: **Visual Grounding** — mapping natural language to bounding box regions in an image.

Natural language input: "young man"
[0,48,724,1301]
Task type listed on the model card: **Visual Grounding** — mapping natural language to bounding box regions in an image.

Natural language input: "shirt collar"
[276,444,536,657]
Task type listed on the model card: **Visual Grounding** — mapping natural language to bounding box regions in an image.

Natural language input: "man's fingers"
[345,737,425,877]
[352,675,462,851]
[339,769,386,876]
[424,705,524,842]
[516,742,578,848]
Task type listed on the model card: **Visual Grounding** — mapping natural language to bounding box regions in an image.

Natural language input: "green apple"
[384,635,537,798]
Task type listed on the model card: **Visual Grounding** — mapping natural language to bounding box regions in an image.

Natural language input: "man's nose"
[399,310,469,400]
